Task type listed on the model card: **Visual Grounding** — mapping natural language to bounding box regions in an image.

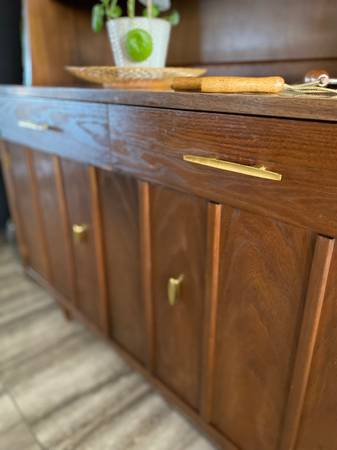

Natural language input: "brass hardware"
[72,224,88,243]
[168,274,184,306]
[18,120,50,131]
[183,155,282,181]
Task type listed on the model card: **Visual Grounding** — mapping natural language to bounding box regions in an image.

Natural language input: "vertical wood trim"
[26,148,52,282]
[0,143,28,265]
[88,166,110,337]
[200,203,222,421]
[53,155,78,305]
[279,235,335,450]
[138,180,154,372]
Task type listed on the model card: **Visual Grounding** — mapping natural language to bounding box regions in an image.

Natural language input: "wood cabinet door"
[32,151,74,303]
[289,240,336,450]
[208,207,316,450]
[61,158,103,330]
[99,170,146,364]
[151,185,208,409]
[4,143,49,280]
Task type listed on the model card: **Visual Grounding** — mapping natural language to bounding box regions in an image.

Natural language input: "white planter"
[107,17,171,68]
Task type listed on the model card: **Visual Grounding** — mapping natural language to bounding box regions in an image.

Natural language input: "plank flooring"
[0,242,216,450]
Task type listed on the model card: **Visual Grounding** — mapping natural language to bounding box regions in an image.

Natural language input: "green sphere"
[125,28,153,62]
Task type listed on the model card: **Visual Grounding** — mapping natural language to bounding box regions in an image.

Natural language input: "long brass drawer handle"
[18,120,50,131]
[168,274,184,306]
[72,224,88,243]
[183,155,282,181]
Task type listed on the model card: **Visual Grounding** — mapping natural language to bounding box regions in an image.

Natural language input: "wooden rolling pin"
[172,76,285,94]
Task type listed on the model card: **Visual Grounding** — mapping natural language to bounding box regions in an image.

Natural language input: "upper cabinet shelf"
[21,0,337,86]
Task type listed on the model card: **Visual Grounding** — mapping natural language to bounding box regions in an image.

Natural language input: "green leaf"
[125,28,153,62]
[92,4,105,32]
[165,10,180,26]
[142,5,160,18]
[107,4,122,18]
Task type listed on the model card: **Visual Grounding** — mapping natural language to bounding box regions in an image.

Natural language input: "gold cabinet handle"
[183,155,282,181]
[18,120,50,131]
[168,274,184,306]
[72,224,88,243]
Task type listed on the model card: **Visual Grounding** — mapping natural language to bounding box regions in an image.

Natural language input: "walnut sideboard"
[1,86,337,450]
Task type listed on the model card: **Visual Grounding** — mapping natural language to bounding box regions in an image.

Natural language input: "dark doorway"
[0,0,22,230]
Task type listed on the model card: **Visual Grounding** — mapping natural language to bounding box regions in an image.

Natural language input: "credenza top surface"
[1,85,337,122]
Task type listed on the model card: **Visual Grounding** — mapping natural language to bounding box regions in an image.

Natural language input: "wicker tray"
[66,66,207,90]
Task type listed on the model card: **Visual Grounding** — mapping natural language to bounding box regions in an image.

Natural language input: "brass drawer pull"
[18,120,50,131]
[183,155,282,181]
[168,274,184,306]
[72,224,88,243]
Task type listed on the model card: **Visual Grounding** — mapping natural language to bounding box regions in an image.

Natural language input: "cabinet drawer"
[0,96,110,167]
[109,105,337,236]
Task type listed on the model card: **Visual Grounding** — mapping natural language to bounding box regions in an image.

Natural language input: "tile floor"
[0,242,216,450]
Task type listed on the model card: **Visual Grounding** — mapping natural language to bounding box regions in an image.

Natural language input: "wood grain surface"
[3,83,337,450]
[53,155,78,305]
[169,0,337,66]
[2,88,337,122]
[61,159,102,330]
[200,203,224,422]
[200,76,285,94]
[25,149,53,282]
[280,236,335,450]
[138,181,155,372]
[23,0,112,86]
[5,143,49,279]
[32,151,74,302]
[150,185,208,410]
[197,58,337,84]
[108,105,337,236]
[295,241,337,450]
[88,166,110,336]
[0,97,110,168]
[99,169,147,365]
[211,209,315,450]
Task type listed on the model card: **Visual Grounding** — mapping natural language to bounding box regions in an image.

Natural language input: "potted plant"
[92,0,179,68]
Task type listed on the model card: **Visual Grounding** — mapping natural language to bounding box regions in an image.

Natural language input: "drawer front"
[109,105,337,236]
[0,96,110,168]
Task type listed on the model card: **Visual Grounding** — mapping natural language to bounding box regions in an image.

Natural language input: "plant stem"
[147,0,152,18]
[127,0,135,18]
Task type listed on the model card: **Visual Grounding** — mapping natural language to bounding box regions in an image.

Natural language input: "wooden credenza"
[1,87,337,450]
